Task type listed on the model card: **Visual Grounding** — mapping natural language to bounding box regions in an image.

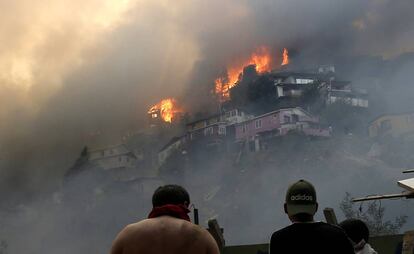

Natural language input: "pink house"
[235,107,330,142]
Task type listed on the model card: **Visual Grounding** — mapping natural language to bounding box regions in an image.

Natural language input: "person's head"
[152,184,190,208]
[339,219,370,244]
[283,179,318,222]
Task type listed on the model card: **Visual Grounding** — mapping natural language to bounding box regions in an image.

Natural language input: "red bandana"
[148,204,191,222]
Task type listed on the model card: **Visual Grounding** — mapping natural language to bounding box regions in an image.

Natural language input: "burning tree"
[215,46,286,102]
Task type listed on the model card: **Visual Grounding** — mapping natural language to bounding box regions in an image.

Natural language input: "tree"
[339,192,407,236]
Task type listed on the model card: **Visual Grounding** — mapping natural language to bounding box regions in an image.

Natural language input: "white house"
[88,144,137,170]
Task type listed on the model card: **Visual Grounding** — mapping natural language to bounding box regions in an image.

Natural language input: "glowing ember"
[281,48,289,66]
[215,46,273,102]
[148,98,181,123]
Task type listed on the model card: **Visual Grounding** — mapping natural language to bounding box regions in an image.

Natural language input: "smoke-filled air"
[2,0,414,253]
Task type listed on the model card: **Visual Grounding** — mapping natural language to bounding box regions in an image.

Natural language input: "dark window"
[380,120,392,132]
[204,127,213,136]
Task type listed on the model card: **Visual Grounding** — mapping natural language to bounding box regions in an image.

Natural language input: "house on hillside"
[186,114,227,141]
[369,112,414,139]
[271,71,321,86]
[269,70,369,108]
[185,108,253,142]
[187,119,229,144]
[221,107,253,124]
[327,80,368,108]
[235,107,331,151]
[88,144,138,170]
[272,72,318,98]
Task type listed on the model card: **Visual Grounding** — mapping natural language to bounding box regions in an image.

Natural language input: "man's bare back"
[110,215,219,254]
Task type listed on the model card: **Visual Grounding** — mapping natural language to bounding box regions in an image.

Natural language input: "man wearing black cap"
[269,179,354,254]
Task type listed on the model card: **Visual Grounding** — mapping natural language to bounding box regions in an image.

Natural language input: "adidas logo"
[291,194,313,201]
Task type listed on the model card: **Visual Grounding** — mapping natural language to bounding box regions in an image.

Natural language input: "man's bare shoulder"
[119,217,208,237]
[111,217,219,254]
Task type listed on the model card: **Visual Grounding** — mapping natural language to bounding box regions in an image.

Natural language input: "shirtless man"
[110,184,219,254]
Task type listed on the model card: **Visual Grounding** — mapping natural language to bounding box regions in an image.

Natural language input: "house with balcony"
[271,72,321,99]
[185,108,253,142]
[221,107,253,124]
[326,80,368,108]
[269,69,368,109]
[235,107,331,151]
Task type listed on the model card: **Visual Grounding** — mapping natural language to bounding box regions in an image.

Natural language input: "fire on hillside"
[148,98,182,123]
[214,47,289,102]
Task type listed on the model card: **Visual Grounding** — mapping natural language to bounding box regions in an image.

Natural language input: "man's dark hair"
[339,219,370,243]
[152,184,190,207]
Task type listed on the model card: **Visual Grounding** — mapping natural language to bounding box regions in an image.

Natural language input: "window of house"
[204,127,213,136]
[284,115,291,123]
[242,124,248,133]
[380,120,392,132]
[126,157,129,162]
[226,112,231,117]
[292,114,299,123]
[296,78,314,84]
[119,157,122,162]
[255,119,262,129]
[218,126,226,135]
[237,110,242,116]
[231,110,236,117]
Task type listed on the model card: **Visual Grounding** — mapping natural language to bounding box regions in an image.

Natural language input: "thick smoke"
[1,0,414,253]
[0,0,197,203]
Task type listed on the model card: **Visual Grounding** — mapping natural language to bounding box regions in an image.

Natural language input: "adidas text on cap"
[285,179,317,216]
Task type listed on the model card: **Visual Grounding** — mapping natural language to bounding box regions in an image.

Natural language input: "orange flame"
[215,46,273,102]
[148,98,181,123]
[281,48,289,66]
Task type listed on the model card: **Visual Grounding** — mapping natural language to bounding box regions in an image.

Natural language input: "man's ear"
[184,201,189,208]
[283,203,288,214]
